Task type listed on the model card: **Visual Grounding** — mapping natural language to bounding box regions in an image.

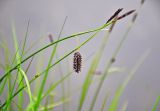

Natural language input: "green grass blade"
[78,17,116,111]
[34,16,68,110]
[12,100,23,111]
[24,35,46,56]
[89,13,137,111]
[56,16,68,111]
[152,95,160,111]
[0,70,71,109]
[18,69,33,105]
[120,101,128,111]
[0,39,10,65]
[5,22,33,110]
[66,58,71,111]
[108,50,149,111]
[0,41,11,95]
[77,32,105,111]
[12,22,24,108]
[40,98,70,111]
[34,55,44,96]
[44,96,49,111]
[14,57,34,96]
[0,37,25,111]
[0,77,7,94]
[49,93,55,111]
[14,26,34,97]
[100,92,109,111]
[43,72,71,99]
[21,19,30,57]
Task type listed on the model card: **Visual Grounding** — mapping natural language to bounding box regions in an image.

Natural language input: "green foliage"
[152,96,160,111]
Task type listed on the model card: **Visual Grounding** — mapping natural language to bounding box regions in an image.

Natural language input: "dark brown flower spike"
[117,10,136,21]
[110,58,116,63]
[106,8,123,23]
[73,52,82,73]
[48,33,54,43]
[141,0,145,5]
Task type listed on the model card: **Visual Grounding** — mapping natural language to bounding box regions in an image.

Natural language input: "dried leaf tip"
[73,52,82,73]
[106,8,123,23]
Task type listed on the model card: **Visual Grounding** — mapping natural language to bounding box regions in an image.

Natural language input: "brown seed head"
[48,33,54,43]
[117,10,136,20]
[73,52,82,73]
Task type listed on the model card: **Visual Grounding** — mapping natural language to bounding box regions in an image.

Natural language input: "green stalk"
[152,96,160,111]
[57,16,68,111]
[34,16,68,110]
[108,50,149,111]
[89,15,137,111]
[66,58,71,111]
[77,31,109,111]
[42,72,72,99]
[120,101,128,111]
[12,23,24,109]
[77,16,117,111]
[5,23,33,110]
[100,92,109,111]
[21,19,30,57]
[39,98,70,111]
[18,69,33,107]
[12,100,23,111]
[0,40,10,95]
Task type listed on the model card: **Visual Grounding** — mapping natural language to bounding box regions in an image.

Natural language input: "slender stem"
[34,16,68,110]
[89,17,135,111]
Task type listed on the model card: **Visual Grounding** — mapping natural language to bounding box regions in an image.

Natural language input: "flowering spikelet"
[73,52,82,73]
[106,8,123,23]
[117,10,136,20]
[106,8,135,24]
[48,33,54,43]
